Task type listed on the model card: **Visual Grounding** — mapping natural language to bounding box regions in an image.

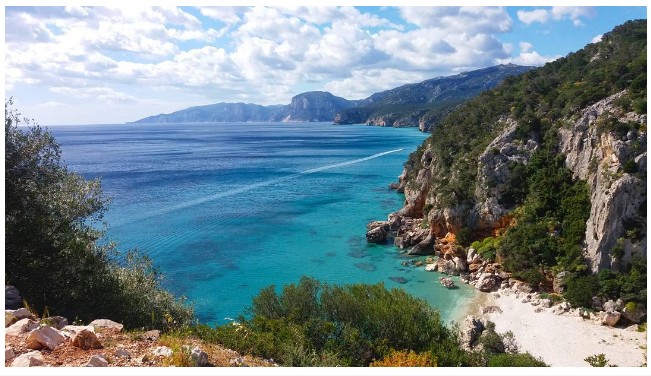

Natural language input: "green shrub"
[487,353,547,367]
[585,353,614,367]
[622,159,638,173]
[456,228,473,247]
[564,274,600,307]
[215,276,460,366]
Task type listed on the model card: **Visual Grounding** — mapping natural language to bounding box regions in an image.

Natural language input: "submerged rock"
[438,277,457,289]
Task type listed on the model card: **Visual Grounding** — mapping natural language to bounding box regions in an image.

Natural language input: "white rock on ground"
[152,346,173,357]
[11,351,44,367]
[62,324,95,335]
[6,318,39,336]
[480,292,647,366]
[26,325,66,350]
[89,319,123,332]
[85,354,109,367]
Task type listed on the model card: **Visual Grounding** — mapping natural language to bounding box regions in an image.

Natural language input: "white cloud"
[591,34,603,43]
[198,6,246,25]
[324,69,432,100]
[37,101,66,108]
[400,6,512,33]
[7,5,592,123]
[49,86,137,104]
[519,42,533,53]
[498,51,560,66]
[374,28,509,71]
[517,9,549,25]
[551,6,595,22]
[517,6,595,26]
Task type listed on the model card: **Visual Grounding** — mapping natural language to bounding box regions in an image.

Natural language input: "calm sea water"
[50,122,476,325]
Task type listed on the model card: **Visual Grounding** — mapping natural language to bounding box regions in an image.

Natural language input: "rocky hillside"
[133,91,356,123]
[5,287,274,368]
[334,64,533,131]
[368,20,646,295]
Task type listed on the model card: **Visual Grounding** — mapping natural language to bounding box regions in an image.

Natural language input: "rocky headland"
[365,20,647,367]
[133,64,532,130]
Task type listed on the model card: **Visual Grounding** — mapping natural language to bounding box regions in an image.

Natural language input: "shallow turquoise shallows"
[50,122,476,325]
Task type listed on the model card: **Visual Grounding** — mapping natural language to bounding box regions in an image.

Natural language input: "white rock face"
[474,117,539,231]
[558,91,647,271]
[5,318,39,336]
[11,351,44,367]
[26,325,66,350]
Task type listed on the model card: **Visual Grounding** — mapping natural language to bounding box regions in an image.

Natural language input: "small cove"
[51,122,477,325]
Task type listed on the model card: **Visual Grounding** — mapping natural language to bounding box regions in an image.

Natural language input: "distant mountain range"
[132,64,533,131]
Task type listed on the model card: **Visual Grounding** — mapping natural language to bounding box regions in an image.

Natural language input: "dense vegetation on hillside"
[335,64,533,128]
[5,99,193,330]
[403,20,646,302]
[182,277,546,367]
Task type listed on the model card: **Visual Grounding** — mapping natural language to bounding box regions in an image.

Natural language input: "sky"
[2,2,648,125]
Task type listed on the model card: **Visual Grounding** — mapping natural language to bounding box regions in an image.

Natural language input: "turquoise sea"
[50,122,476,325]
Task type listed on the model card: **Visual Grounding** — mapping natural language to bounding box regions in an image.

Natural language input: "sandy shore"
[469,289,647,367]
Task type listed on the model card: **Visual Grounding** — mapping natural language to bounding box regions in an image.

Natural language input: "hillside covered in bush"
[384,20,646,309]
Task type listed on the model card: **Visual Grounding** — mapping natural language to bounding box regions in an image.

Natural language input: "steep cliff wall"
[558,92,647,271]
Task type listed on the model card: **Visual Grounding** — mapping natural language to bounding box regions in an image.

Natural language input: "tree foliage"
[5,99,193,330]
[213,276,466,366]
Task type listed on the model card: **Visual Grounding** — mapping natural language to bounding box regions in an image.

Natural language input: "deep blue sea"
[49,122,476,325]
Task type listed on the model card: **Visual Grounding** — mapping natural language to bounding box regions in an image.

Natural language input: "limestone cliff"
[370,20,647,276]
[387,93,646,272]
[558,92,647,271]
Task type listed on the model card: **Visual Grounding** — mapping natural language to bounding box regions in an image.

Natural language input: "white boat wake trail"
[111,148,404,229]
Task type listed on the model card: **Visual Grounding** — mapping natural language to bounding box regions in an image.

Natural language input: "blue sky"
[3,4,647,125]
